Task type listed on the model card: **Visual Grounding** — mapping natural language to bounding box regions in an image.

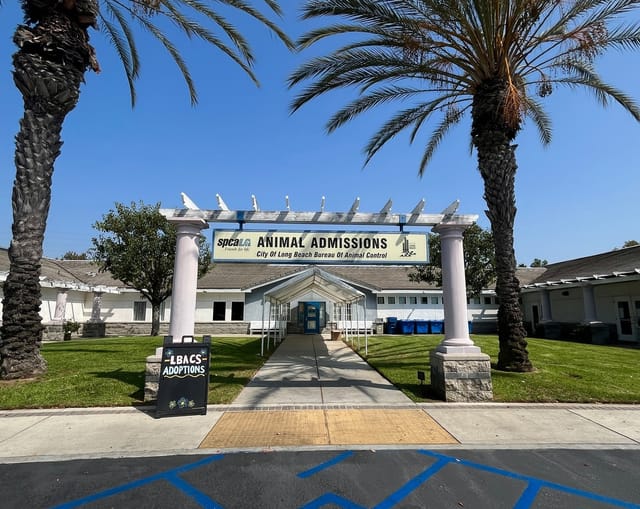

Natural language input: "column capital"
[432,222,469,237]
[167,216,209,234]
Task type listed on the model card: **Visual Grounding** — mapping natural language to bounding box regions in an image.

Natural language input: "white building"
[520,245,640,344]
[1,247,505,339]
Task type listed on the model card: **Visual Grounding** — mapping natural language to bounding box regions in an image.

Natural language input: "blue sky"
[1,3,639,264]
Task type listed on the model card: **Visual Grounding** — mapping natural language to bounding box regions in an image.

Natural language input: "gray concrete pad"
[570,408,640,442]
[425,407,638,446]
[0,408,223,460]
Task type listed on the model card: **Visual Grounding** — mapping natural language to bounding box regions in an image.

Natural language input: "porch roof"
[263,266,364,305]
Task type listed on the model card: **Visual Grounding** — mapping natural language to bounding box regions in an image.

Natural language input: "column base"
[144,353,162,402]
[430,350,493,402]
[82,321,106,338]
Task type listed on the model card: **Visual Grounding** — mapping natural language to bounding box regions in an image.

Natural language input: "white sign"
[212,231,428,264]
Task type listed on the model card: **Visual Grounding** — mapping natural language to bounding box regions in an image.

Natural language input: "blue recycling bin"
[468,321,473,334]
[414,320,429,334]
[429,320,444,334]
[398,320,414,334]
[384,317,397,334]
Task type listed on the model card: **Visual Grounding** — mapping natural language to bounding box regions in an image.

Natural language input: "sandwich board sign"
[156,336,210,417]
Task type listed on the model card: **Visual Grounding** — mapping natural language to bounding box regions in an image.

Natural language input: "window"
[409,296,417,305]
[344,303,352,320]
[474,297,481,305]
[213,301,226,321]
[484,297,492,305]
[421,297,429,305]
[231,302,244,321]
[377,296,385,304]
[431,297,439,305]
[133,301,146,321]
[399,296,407,305]
[160,301,166,321]
[388,297,396,304]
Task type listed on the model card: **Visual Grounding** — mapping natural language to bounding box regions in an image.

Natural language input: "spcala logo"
[217,238,251,248]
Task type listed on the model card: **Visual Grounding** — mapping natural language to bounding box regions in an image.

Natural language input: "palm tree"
[0,0,292,379]
[289,0,640,372]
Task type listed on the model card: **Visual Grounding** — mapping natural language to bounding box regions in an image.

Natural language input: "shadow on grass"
[91,369,146,403]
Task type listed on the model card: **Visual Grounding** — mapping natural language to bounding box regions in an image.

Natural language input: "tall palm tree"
[289,0,640,372]
[0,0,292,379]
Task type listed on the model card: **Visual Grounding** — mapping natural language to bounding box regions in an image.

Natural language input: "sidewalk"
[0,335,639,463]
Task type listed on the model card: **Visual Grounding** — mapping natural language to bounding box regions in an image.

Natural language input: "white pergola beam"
[160,208,477,227]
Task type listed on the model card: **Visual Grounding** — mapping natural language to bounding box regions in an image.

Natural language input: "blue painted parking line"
[419,450,640,509]
[298,451,354,478]
[373,457,450,509]
[300,492,367,509]
[53,454,225,509]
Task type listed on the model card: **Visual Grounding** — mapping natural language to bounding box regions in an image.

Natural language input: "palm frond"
[100,3,142,106]
[418,103,467,176]
[291,0,640,174]
[521,95,552,145]
[135,14,199,104]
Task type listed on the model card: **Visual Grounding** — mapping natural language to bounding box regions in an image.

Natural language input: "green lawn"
[1,334,638,409]
[0,336,268,409]
[354,335,640,403]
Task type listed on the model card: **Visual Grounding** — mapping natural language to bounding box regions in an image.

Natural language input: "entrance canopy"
[264,266,364,305]
[260,266,368,355]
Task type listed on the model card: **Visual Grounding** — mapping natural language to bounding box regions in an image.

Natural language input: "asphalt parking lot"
[6,448,640,509]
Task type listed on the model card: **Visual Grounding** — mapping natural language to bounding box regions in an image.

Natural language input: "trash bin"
[384,317,398,334]
[414,320,429,334]
[331,330,342,341]
[429,320,444,334]
[398,320,414,334]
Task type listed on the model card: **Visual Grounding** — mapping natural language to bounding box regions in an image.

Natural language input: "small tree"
[530,258,548,267]
[60,251,89,260]
[91,202,210,336]
[410,224,495,298]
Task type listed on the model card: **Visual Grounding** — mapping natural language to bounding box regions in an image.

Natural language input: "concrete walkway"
[232,334,412,406]
[0,335,639,462]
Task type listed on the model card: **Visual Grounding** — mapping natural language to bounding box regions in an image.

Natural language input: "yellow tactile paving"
[199,409,458,448]
[326,409,457,445]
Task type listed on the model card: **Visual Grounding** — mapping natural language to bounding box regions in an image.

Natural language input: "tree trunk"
[0,8,93,379]
[151,302,161,337]
[472,78,533,373]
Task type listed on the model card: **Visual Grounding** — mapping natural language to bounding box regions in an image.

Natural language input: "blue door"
[303,302,321,334]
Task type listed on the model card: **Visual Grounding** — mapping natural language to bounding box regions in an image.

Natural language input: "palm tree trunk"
[0,9,93,379]
[472,78,533,373]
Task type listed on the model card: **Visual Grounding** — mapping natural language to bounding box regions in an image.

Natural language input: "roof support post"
[581,283,598,324]
[540,289,553,322]
[167,218,209,343]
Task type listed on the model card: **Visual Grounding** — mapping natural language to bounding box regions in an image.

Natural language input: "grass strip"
[0,336,268,409]
[355,334,640,403]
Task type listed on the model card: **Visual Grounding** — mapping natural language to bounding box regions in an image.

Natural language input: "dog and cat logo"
[401,237,416,257]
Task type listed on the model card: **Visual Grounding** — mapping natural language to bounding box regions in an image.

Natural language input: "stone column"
[84,291,106,338]
[429,223,492,402]
[581,283,609,344]
[433,224,479,354]
[145,217,208,402]
[581,283,598,323]
[168,218,209,342]
[53,289,68,322]
[540,289,553,321]
[90,291,103,322]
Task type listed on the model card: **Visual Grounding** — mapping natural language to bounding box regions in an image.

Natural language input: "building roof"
[1,247,546,294]
[0,248,121,291]
[522,245,640,289]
